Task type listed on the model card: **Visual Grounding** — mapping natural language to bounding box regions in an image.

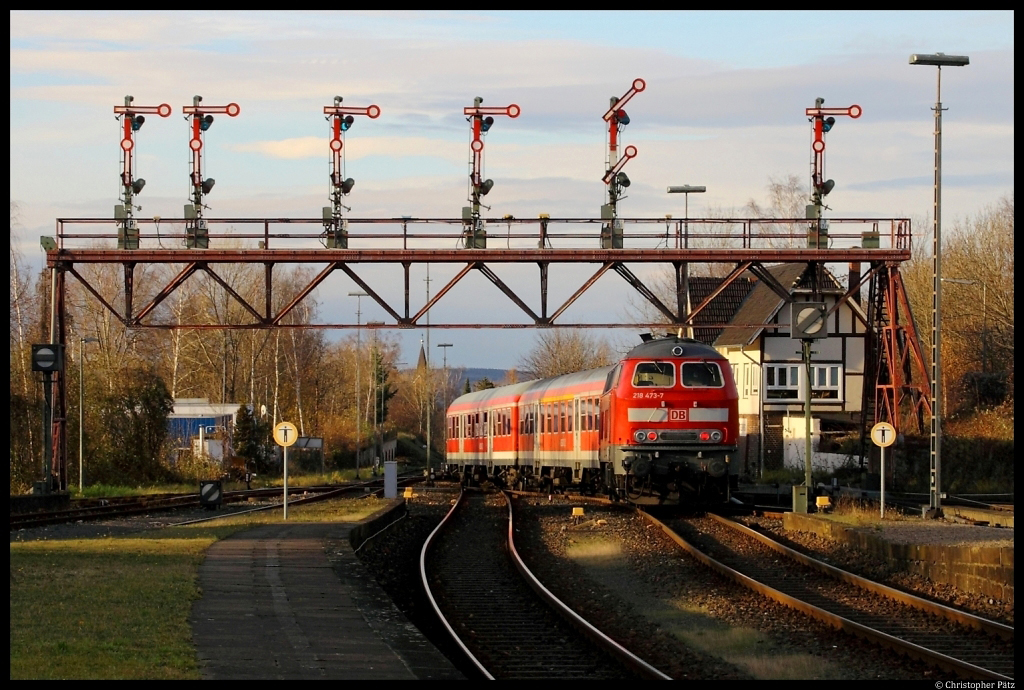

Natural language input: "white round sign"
[870,422,897,448]
[274,421,299,447]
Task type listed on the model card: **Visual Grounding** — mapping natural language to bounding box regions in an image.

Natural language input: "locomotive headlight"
[634,430,647,443]
[710,430,723,442]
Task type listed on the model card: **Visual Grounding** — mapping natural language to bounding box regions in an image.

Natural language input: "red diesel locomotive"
[444,336,739,505]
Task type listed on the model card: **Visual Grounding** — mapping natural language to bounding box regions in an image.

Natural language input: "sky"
[10,11,1015,371]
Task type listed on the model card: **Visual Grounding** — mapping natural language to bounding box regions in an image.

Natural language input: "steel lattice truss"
[40,216,930,491]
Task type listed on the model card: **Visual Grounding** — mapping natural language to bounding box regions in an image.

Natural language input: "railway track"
[9,483,378,530]
[647,512,1014,681]
[420,489,669,680]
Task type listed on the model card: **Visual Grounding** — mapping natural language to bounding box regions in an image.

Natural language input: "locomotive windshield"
[632,361,675,387]
[681,361,724,387]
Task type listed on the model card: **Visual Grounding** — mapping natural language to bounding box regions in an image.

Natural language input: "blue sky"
[10,11,1014,369]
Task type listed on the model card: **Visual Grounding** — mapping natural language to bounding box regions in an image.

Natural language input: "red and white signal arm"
[870,422,896,448]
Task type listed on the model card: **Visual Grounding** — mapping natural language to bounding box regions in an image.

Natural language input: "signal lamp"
[822,116,836,133]
[340,115,354,132]
[341,177,355,194]
[202,178,216,194]
[131,178,146,195]
[819,179,835,196]
[479,179,494,196]
[615,109,630,126]
[615,172,630,188]
[480,116,494,133]
[131,115,145,131]
[200,114,214,131]
[699,431,711,441]
[646,431,658,442]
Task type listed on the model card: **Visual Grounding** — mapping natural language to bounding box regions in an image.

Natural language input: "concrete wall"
[348,498,407,551]
[784,513,1014,605]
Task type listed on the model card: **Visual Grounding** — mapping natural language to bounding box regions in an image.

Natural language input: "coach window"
[632,361,675,387]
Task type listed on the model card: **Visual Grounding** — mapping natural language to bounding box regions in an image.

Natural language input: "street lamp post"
[942,278,988,373]
[667,186,706,339]
[910,52,969,518]
[349,291,368,479]
[667,185,706,248]
[367,321,385,473]
[78,336,99,493]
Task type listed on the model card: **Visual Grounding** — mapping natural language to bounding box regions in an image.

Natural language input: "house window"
[811,365,842,399]
[766,364,800,399]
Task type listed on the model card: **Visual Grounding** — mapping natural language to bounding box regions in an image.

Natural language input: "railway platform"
[190,501,463,680]
[783,511,1014,605]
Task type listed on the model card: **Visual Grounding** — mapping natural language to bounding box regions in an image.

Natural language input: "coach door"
[572,397,581,462]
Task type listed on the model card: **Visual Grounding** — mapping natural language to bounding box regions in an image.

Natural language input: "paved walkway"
[191,522,463,679]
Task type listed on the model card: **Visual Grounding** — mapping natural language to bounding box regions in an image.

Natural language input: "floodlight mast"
[804,98,862,247]
[910,51,970,519]
[462,97,520,248]
[112,96,171,249]
[322,96,381,248]
[181,95,240,248]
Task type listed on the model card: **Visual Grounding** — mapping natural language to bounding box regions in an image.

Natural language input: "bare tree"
[517,330,615,379]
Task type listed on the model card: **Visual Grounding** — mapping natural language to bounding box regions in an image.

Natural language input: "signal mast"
[601,78,645,248]
[322,96,381,248]
[804,97,861,248]
[462,97,520,248]
[112,96,171,249]
[182,95,240,248]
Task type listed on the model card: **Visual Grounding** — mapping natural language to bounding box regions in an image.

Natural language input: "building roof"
[714,264,844,348]
[687,276,756,345]
[169,399,242,419]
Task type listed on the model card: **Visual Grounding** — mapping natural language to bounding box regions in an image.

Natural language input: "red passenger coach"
[444,336,739,506]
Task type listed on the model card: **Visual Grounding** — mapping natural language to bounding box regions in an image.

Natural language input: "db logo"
[669,410,688,422]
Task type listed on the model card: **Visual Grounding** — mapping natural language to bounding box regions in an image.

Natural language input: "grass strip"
[10,496,385,679]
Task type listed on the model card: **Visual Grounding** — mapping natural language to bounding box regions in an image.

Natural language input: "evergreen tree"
[473,377,495,391]
[234,404,272,474]
[372,349,397,425]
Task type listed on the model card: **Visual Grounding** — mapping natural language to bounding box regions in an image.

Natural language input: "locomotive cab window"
[682,361,724,388]
[632,361,674,387]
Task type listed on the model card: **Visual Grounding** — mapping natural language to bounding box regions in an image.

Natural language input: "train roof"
[448,380,538,410]
[518,366,613,402]
[624,336,724,360]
